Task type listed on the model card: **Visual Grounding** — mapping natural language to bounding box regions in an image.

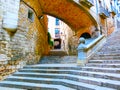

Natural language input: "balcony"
[79,0,94,8]
[99,6,110,19]
[110,6,117,16]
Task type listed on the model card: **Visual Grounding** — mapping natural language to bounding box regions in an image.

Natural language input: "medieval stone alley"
[0,0,120,90]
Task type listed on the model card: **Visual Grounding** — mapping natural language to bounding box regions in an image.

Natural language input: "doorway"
[54,38,61,49]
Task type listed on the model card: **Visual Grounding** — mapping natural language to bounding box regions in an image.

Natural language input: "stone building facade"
[48,16,74,53]
[0,0,49,79]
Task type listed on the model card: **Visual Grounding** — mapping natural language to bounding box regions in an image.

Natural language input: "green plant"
[47,32,54,47]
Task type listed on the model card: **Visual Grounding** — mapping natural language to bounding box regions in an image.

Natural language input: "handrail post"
[77,35,106,66]
[77,37,86,66]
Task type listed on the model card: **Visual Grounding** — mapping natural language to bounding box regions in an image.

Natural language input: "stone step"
[24,64,120,73]
[0,81,75,90]
[97,51,120,54]
[24,64,79,70]
[96,53,120,56]
[95,53,120,57]
[48,50,68,56]
[18,68,120,81]
[91,56,120,60]
[88,60,120,63]
[81,67,120,73]
[2,76,115,90]
[40,56,77,64]
[86,63,120,68]
[0,87,26,90]
[100,47,120,50]
[5,73,120,89]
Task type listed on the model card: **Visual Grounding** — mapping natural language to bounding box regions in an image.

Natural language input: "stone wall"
[0,0,12,62]
[107,16,116,35]
[100,16,116,36]
[68,35,79,55]
[11,1,49,64]
[0,1,49,79]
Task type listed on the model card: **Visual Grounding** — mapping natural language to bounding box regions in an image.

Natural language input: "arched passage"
[22,0,98,32]
[20,0,99,55]
[80,33,91,39]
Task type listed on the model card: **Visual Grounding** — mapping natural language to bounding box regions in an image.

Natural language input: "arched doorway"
[54,39,61,49]
[80,33,91,39]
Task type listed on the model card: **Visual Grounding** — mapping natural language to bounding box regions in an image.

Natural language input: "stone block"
[0,54,8,61]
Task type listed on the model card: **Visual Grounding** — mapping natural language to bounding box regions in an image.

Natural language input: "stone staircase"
[0,62,120,90]
[91,30,120,60]
[0,58,120,90]
[0,30,120,90]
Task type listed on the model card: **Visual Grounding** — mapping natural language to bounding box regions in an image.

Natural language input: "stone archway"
[21,0,98,56]
[22,0,98,32]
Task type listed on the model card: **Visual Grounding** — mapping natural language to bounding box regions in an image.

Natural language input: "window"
[55,18,60,25]
[55,28,60,37]
[28,9,34,21]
